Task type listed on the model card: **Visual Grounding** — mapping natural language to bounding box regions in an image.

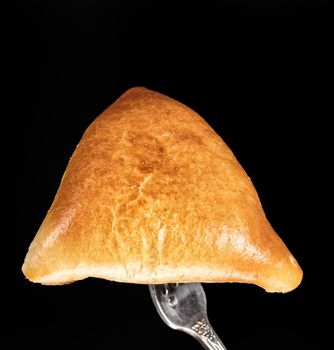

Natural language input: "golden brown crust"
[22,87,303,292]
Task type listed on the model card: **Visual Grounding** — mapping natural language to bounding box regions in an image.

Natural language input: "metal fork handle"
[190,317,227,350]
[149,283,227,350]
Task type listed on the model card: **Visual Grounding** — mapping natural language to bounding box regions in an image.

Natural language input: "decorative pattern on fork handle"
[192,318,218,343]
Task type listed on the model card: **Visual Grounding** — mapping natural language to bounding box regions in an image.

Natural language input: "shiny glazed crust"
[22,87,303,292]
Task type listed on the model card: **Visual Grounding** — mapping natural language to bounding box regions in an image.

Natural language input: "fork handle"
[191,318,227,350]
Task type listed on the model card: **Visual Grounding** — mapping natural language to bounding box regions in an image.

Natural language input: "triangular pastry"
[22,87,303,292]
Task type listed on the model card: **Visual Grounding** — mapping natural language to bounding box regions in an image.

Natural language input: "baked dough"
[22,87,303,292]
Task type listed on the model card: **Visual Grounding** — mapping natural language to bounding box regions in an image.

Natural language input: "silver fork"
[149,283,227,350]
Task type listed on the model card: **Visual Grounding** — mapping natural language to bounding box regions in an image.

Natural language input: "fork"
[149,283,227,350]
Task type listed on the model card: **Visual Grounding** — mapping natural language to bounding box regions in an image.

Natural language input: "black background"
[7,0,332,349]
